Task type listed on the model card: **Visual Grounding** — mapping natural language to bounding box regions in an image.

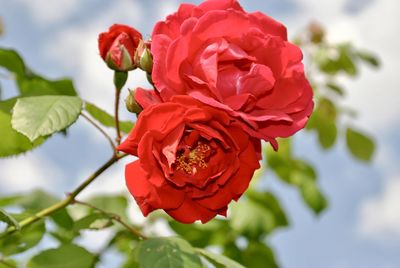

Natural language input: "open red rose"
[98,24,142,71]
[117,96,260,223]
[150,0,313,148]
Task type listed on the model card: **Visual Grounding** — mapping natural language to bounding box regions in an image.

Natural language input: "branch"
[0,154,128,238]
[0,259,16,268]
[81,112,116,152]
[73,199,146,240]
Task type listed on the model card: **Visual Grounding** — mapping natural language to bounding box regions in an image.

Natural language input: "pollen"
[176,142,211,175]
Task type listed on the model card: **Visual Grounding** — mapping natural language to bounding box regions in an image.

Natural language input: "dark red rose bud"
[98,24,142,71]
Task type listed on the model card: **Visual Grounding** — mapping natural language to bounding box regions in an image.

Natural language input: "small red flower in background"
[117,96,260,223]
[150,0,313,149]
[98,24,142,71]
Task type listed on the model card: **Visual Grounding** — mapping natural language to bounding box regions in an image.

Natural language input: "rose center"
[176,142,211,175]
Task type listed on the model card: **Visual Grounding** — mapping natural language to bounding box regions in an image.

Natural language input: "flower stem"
[0,154,127,238]
[115,87,122,145]
[73,199,146,240]
[81,112,116,152]
[0,259,16,268]
[113,71,128,145]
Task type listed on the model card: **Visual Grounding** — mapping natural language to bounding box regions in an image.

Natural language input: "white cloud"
[15,0,81,25]
[156,1,180,22]
[0,153,64,195]
[358,176,400,240]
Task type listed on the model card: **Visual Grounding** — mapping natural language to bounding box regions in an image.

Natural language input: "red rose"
[117,96,260,223]
[98,24,142,71]
[150,0,313,149]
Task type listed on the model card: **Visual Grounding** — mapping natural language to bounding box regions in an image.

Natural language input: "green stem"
[73,199,146,240]
[81,112,116,152]
[113,71,127,145]
[0,154,127,238]
[0,259,16,268]
[114,87,122,145]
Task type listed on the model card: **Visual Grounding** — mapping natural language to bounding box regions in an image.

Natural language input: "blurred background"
[0,0,399,267]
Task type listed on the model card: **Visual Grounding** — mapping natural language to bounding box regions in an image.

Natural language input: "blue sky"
[1,0,400,267]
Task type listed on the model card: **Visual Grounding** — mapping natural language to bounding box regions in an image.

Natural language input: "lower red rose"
[117,96,260,223]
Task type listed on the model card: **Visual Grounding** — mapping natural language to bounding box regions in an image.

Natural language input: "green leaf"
[0,48,26,78]
[50,208,74,230]
[0,189,58,212]
[109,230,139,254]
[121,245,140,268]
[74,213,113,231]
[356,50,380,67]
[0,216,45,256]
[0,98,45,157]
[307,98,338,149]
[138,237,203,268]
[84,102,134,134]
[231,191,288,238]
[88,195,129,222]
[266,144,328,214]
[299,178,328,214]
[0,48,78,97]
[0,208,20,230]
[17,77,78,97]
[242,242,279,268]
[0,195,22,207]
[17,189,59,211]
[169,220,231,248]
[317,120,337,149]
[290,160,328,214]
[326,82,345,96]
[27,244,96,268]
[122,254,139,268]
[196,248,244,268]
[11,95,82,141]
[338,45,357,76]
[346,127,375,162]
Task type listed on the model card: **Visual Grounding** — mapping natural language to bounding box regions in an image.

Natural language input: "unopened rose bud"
[308,22,325,44]
[125,89,142,114]
[98,24,142,72]
[135,40,153,74]
[0,18,4,37]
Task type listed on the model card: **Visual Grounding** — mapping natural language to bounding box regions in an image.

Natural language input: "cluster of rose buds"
[98,0,313,224]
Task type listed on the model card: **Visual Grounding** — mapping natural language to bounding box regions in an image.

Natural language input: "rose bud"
[98,24,142,72]
[125,89,143,114]
[308,21,325,44]
[135,40,153,74]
